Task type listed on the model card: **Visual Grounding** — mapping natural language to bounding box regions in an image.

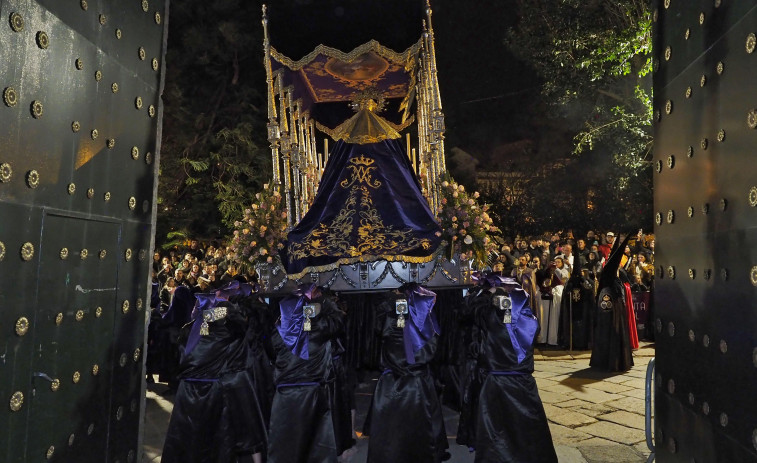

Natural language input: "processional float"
[254,1,474,293]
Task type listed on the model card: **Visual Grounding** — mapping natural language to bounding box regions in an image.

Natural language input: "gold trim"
[31,100,43,119]
[142,0,149,12]
[138,47,146,60]
[128,197,136,210]
[95,70,102,82]
[0,162,11,182]
[21,242,34,261]
[152,58,159,71]
[55,313,63,325]
[286,245,443,280]
[136,298,143,310]
[133,348,141,361]
[122,300,130,314]
[270,39,421,71]
[99,14,107,25]
[36,31,49,49]
[26,170,40,188]
[135,97,143,109]
[115,28,122,40]
[50,379,60,392]
[3,87,17,107]
[92,364,99,376]
[9,391,24,412]
[9,12,24,32]
[125,248,132,261]
[95,306,102,318]
[46,445,54,459]
[0,241,5,260]
[75,310,84,321]
[315,116,415,142]
[72,371,81,383]
[99,249,107,259]
[15,317,29,336]
[131,146,139,159]
[80,248,88,259]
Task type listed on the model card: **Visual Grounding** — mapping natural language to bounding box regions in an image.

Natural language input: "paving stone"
[633,440,653,458]
[604,374,637,384]
[604,396,646,414]
[568,387,619,404]
[555,445,589,463]
[619,386,648,400]
[541,382,587,395]
[599,410,647,430]
[572,402,615,418]
[576,420,646,445]
[547,422,594,445]
[543,403,597,428]
[583,381,634,394]
[579,441,645,463]
[538,389,575,405]
[535,377,560,389]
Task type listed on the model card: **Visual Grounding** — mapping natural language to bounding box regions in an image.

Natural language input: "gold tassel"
[304,317,312,332]
[200,319,210,336]
[397,314,405,328]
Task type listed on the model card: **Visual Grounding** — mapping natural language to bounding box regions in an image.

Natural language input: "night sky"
[264,0,537,160]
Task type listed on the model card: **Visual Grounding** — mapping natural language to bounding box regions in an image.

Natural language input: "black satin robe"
[559,275,596,350]
[162,304,268,462]
[465,290,557,463]
[241,297,276,429]
[267,297,344,463]
[590,282,634,372]
[364,294,449,463]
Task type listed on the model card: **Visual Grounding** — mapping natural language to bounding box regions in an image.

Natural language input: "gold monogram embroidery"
[288,182,432,265]
[340,155,381,189]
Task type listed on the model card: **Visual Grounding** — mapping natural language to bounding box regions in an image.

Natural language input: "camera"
[303,303,321,318]
[395,299,408,316]
[492,294,512,310]
[493,294,513,324]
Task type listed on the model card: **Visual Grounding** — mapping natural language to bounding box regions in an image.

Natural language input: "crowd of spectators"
[151,239,258,312]
[494,229,655,291]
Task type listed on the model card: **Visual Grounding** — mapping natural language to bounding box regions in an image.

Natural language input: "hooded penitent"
[590,232,635,372]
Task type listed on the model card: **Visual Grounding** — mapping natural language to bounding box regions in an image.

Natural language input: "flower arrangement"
[228,181,288,268]
[436,173,500,266]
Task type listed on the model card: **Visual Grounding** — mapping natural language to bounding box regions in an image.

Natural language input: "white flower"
[464,235,473,245]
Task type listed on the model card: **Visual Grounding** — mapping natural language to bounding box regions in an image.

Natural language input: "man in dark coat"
[267,284,344,463]
[162,283,268,463]
[363,284,449,463]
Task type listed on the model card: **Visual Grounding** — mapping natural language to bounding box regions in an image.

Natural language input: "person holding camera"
[267,283,345,463]
[363,283,449,463]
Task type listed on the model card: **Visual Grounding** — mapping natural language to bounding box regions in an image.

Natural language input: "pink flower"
[434,231,442,237]
[463,221,470,228]
[441,198,447,204]
[453,191,458,198]
[459,229,467,236]
[452,216,458,222]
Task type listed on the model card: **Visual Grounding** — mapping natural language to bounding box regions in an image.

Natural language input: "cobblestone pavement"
[143,342,656,462]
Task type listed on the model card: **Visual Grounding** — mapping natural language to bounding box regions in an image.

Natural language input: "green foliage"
[494,0,653,236]
[157,0,270,243]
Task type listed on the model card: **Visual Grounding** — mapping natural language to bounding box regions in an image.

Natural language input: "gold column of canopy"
[262,5,282,195]
[276,76,293,228]
[425,0,446,175]
[288,91,301,224]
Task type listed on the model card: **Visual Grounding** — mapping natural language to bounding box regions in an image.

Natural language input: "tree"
[501,0,653,234]
[158,0,270,242]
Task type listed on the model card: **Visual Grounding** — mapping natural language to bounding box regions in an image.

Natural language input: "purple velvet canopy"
[280,139,442,278]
